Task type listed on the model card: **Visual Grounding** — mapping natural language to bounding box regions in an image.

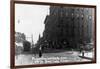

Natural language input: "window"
[81,8,84,13]
[72,13,74,16]
[54,12,56,16]
[72,13,74,19]
[76,14,79,18]
[61,11,63,17]
[81,8,84,11]
[77,8,79,11]
[89,15,92,19]
[66,12,68,16]
[81,14,84,18]
[86,8,88,11]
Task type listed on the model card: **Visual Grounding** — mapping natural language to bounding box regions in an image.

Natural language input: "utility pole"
[31,34,34,47]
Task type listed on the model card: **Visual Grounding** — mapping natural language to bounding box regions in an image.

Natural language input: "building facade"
[39,6,94,49]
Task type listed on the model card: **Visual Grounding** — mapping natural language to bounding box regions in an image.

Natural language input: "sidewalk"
[79,51,94,60]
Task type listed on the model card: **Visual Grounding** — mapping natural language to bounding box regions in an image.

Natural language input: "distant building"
[15,32,26,43]
[15,32,31,52]
[40,6,94,49]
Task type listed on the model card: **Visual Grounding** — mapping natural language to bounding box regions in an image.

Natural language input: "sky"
[15,4,49,44]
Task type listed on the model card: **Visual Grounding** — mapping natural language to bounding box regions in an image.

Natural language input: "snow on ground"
[15,51,92,65]
[79,51,94,58]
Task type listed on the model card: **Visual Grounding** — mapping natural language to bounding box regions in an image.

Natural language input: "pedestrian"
[82,50,85,57]
[39,46,42,58]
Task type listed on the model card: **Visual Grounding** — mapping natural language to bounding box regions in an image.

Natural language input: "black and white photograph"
[14,2,96,66]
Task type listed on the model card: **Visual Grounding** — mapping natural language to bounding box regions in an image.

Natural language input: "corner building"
[42,6,94,49]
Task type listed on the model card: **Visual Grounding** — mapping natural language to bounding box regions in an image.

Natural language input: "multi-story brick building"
[40,6,94,49]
